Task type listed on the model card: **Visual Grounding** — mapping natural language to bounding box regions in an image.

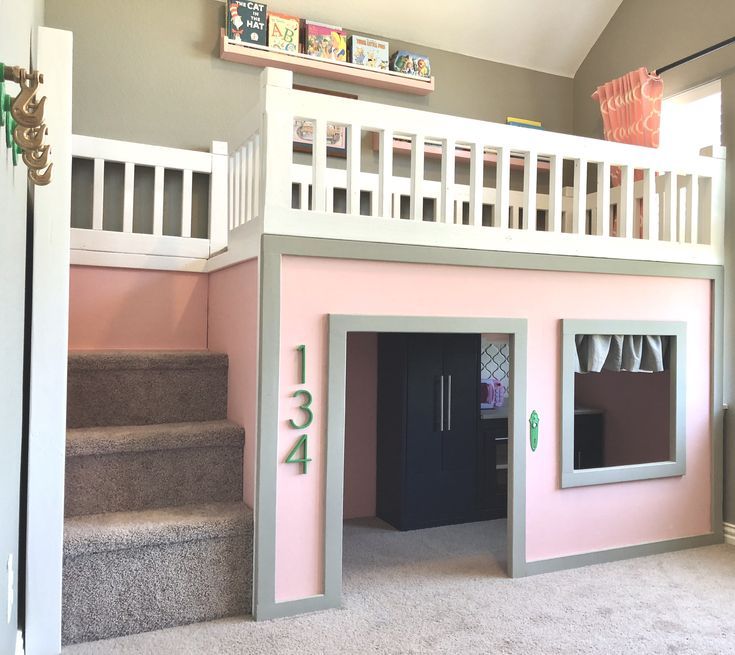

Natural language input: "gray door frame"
[324,315,529,607]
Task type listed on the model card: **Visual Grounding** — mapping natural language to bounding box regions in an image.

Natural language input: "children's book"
[303,20,347,62]
[268,12,300,52]
[349,35,389,71]
[506,117,543,129]
[227,1,267,45]
[390,50,431,78]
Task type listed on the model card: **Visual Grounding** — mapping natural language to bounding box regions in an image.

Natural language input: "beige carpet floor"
[64,518,735,654]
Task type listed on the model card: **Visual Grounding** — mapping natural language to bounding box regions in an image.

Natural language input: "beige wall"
[574,0,735,523]
[44,0,572,151]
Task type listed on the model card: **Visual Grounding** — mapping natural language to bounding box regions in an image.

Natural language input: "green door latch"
[529,410,539,451]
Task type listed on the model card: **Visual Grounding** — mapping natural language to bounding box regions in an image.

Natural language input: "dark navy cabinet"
[376,333,501,530]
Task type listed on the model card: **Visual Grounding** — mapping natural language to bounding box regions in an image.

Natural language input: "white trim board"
[724,523,735,546]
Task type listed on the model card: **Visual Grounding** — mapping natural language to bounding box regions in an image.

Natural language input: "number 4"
[285,434,312,474]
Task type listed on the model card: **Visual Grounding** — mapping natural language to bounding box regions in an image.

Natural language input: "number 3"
[288,389,313,429]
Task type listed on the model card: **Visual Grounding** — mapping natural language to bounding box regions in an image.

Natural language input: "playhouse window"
[560,320,686,488]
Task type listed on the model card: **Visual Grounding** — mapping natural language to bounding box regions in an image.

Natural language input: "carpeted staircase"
[62,351,253,646]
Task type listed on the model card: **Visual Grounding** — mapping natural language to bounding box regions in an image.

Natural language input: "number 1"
[297,344,306,385]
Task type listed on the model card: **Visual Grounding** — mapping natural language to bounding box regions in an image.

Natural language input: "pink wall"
[343,332,378,519]
[68,265,208,350]
[575,370,670,466]
[208,259,259,508]
[275,256,712,602]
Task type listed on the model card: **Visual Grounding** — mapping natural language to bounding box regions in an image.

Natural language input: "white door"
[1,7,72,654]
[0,3,44,653]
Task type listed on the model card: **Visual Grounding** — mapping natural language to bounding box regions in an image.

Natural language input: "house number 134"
[285,344,313,474]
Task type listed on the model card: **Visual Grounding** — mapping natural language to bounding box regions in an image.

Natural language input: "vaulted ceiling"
[267,0,624,77]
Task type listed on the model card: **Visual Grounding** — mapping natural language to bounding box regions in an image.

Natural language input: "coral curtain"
[592,67,664,155]
[591,68,664,234]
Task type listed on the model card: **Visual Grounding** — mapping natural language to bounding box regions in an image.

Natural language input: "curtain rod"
[654,36,735,76]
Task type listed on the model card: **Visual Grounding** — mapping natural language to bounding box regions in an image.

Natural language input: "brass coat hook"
[10,70,46,128]
[22,144,49,170]
[2,62,52,186]
[13,124,46,151]
[29,163,52,186]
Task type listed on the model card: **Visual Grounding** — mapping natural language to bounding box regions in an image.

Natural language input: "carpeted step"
[62,501,253,646]
[65,420,245,517]
[67,351,228,428]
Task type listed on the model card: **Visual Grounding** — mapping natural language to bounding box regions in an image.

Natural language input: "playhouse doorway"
[326,316,527,604]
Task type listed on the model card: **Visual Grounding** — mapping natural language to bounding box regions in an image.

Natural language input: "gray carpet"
[64,519,735,654]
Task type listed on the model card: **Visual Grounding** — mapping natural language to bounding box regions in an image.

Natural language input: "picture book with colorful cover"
[349,35,389,71]
[227,1,267,45]
[303,20,347,62]
[390,50,431,78]
[268,12,299,52]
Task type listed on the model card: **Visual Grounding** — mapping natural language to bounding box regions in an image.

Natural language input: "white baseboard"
[15,630,24,655]
[724,523,735,546]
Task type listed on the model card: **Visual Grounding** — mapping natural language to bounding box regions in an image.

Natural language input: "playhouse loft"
[5,17,728,650]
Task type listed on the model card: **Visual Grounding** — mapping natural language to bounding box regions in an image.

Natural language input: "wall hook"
[1,61,53,185]
[14,123,46,151]
[29,163,52,186]
[22,143,50,170]
[10,70,46,129]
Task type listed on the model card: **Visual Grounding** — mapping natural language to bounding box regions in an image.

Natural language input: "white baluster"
[410,134,424,221]
[573,158,587,234]
[228,155,235,230]
[122,162,134,233]
[642,168,656,241]
[347,123,361,215]
[596,161,610,237]
[245,140,254,222]
[496,147,510,229]
[153,166,164,236]
[253,133,261,220]
[523,151,537,231]
[181,169,192,238]
[663,171,677,242]
[233,150,242,226]
[440,138,455,224]
[92,158,104,230]
[312,119,327,212]
[469,143,483,227]
[619,165,634,238]
[685,174,699,244]
[548,154,562,233]
[379,129,393,218]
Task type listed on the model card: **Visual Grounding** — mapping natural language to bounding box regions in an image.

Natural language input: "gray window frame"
[561,319,687,488]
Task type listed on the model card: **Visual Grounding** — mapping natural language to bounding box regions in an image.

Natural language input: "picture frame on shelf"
[291,85,357,158]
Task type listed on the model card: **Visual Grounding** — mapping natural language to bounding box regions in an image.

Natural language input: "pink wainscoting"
[275,255,712,602]
[68,265,208,350]
[208,259,259,508]
[343,332,378,519]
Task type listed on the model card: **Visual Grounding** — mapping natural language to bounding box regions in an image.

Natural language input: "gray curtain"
[574,335,669,373]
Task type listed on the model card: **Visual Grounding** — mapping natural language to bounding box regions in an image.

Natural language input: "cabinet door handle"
[436,375,444,432]
[445,374,452,431]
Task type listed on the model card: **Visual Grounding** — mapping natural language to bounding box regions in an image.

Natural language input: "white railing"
[70,135,228,270]
[227,68,726,266]
[68,68,727,270]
